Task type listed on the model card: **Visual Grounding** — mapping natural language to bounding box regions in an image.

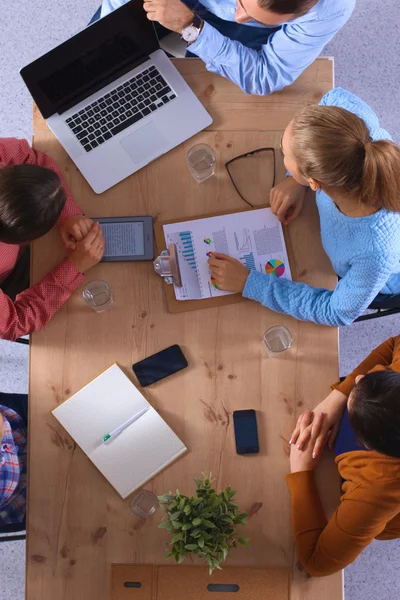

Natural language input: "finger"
[284,202,303,225]
[92,227,104,246]
[82,222,100,246]
[60,230,76,249]
[208,256,225,268]
[328,421,341,451]
[296,423,313,450]
[289,426,300,445]
[79,217,93,237]
[276,200,291,221]
[312,431,331,459]
[310,412,326,443]
[271,197,283,215]
[211,253,231,260]
[299,411,314,432]
[71,223,85,241]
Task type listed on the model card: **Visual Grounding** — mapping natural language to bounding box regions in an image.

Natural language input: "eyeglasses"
[225,147,276,208]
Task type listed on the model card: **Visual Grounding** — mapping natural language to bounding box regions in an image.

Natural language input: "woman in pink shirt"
[0,138,105,340]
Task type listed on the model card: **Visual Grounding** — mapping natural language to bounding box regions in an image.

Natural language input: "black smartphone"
[132,345,188,387]
[233,409,259,455]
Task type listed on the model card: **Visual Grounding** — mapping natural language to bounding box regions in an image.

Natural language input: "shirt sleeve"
[242,255,393,327]
[0,416,19,506]
[285,470,399,577]
[0,258,84,341]
[332,337,396,396]
[188,9,353,95]
[0,138,83,227]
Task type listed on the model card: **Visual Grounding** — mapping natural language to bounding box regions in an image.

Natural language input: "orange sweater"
[285,335,400,577]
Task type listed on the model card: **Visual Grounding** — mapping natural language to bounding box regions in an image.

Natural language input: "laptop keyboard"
[65,66,176,153]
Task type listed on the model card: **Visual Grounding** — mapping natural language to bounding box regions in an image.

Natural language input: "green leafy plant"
[158,474,248,574]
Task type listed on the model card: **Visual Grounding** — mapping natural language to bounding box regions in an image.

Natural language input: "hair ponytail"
[291,105,400,213]
[362,140,400,211]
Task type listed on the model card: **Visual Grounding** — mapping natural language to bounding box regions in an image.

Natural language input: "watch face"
[182,25,199,43]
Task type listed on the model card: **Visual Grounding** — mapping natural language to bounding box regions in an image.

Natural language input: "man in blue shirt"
[101,0,355,95]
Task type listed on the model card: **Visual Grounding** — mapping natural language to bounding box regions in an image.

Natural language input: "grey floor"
[0,1,399,599]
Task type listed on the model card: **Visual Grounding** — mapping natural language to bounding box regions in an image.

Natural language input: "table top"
[28,58,342,600]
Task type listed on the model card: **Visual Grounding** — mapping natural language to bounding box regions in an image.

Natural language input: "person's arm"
[0,259,84,341]
[0,414,20,506]
[332,337,396,396]
[243,256,392,327]
[187,8,353,95]
[101,1,353,95]
[285,470,399,576]
[0,138,82,227]
[0,221,105,341]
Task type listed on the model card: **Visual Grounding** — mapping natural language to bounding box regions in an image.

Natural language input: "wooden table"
[28,59,342,600]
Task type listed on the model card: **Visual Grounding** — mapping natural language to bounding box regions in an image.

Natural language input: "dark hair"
[0,164,66,244]
[348,371,400,458]
[258,0,316,15]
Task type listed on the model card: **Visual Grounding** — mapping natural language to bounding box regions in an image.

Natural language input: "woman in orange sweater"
[286,335,400,576]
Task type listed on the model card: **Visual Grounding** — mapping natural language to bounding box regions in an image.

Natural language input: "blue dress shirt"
[101,0,355,94]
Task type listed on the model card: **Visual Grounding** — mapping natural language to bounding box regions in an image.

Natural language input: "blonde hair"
[291,105,400,212]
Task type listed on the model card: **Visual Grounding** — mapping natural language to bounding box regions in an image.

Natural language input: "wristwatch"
[181,15,204,45]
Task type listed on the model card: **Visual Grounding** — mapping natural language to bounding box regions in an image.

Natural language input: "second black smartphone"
[233,409,259,455]
[132,344,188,387]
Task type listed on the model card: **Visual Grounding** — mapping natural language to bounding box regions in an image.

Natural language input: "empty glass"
[82,280,113,312]
[129,490,159,518]
[187,143,216,182]
[263,325,292,357]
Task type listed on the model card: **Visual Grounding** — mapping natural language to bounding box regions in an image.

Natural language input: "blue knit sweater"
[243,88,400,327]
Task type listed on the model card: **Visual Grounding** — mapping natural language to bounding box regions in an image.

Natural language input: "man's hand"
[68,222,104,273]
[59,215,94,250]
[290,411,327,473]
[143,0,194,34]
[270,177,307,225]
[290,389,348,457]
[207,253,249,293]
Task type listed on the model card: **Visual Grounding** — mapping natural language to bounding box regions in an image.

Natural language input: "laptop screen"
[20,1,159,118]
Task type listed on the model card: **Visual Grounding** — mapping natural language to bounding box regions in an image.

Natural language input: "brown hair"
[258,0,316,15]
[291,105,400,212]
[0,164,66,243]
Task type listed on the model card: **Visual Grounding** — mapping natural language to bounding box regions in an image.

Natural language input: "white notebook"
[52,364,187,499]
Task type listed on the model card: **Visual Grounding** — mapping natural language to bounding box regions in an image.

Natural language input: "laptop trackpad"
[120,122,168,164]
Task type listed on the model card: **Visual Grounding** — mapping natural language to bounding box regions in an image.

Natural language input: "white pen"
[103,406,150,444]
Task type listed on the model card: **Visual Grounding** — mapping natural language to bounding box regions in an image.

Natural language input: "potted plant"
[158,474,248,574]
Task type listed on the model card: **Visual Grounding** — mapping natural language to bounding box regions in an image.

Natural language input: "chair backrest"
[0,517,26,542]
[369,293,400,310]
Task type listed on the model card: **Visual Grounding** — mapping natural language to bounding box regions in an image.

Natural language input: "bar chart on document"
[163,208,292,301]
[165,230,203,300]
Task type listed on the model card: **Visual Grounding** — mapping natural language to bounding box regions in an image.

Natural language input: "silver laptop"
[20,0,212,194]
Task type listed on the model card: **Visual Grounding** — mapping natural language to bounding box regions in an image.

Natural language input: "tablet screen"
[102,221,145,257]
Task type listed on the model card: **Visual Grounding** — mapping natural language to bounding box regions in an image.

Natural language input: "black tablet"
[94,216,154,262]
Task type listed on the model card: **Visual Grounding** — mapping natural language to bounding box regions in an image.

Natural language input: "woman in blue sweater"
[208,88,400,326]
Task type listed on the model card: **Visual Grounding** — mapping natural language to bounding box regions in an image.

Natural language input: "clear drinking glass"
[187,143,216,182]
[82,280,113,312]
[129,490,159,518]
[263,325,292,357]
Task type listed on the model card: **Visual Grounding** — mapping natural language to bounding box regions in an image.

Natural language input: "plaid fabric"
[0,405,27,525]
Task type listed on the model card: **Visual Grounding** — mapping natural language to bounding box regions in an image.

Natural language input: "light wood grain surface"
[28,58,342,600]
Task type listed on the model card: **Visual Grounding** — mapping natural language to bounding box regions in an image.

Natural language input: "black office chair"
[0,518,26,542]
[0,393,28,542]
[355,292,400,323]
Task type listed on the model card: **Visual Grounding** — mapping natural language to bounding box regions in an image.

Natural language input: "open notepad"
[52,364,187,499]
